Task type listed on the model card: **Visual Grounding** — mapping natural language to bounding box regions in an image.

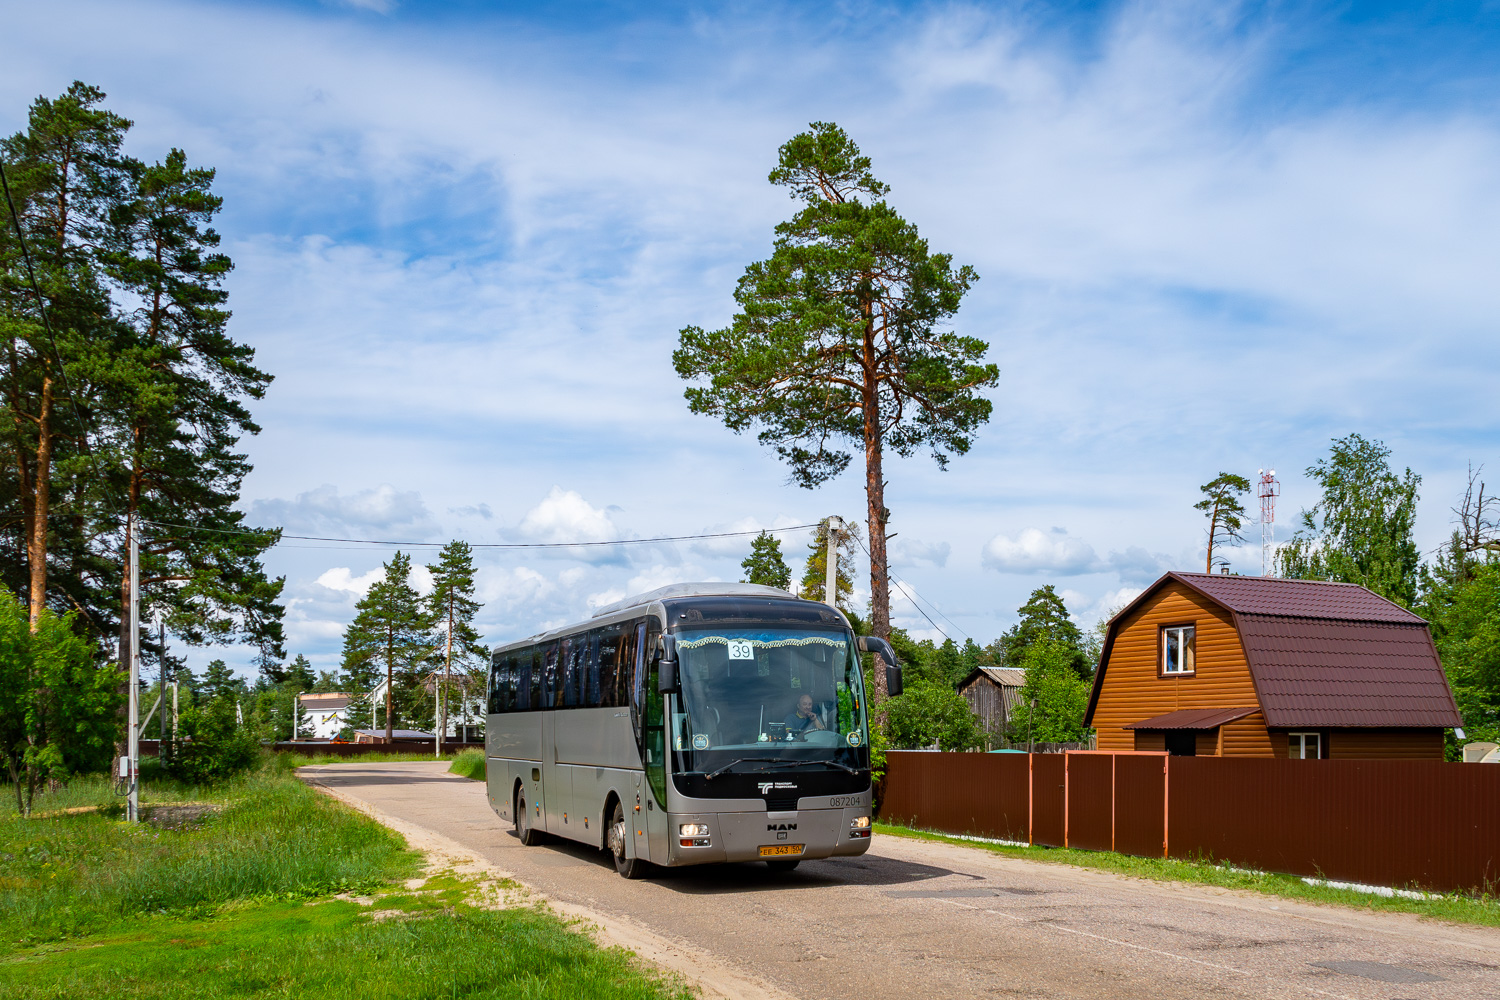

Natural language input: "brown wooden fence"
[881,750,1500,895]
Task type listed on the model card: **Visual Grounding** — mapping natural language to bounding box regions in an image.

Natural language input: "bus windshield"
[672,628,868,766]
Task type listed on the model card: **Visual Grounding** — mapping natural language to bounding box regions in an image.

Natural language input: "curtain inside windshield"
[672,629,867,758]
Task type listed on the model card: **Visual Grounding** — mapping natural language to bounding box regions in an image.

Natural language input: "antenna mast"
[1258,468,1280,576]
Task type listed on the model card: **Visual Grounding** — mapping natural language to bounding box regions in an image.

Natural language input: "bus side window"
[504,655,517,712]
[585,630,602,707]
[528,648,542,710]
[598,625,621,708]
[630,622,648,722]
[544,643,561,707]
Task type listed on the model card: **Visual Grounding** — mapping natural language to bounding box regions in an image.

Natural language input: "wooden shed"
[958,666,1026,735]
[1084,572,1462,759]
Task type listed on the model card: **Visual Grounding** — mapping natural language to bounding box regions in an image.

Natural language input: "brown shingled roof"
[1170,572,1425,623]
[1086,572,1462,730]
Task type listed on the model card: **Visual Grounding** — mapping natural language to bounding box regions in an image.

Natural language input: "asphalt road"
[301,761,1499,1000]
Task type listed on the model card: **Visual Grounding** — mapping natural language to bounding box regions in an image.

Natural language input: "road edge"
[299,769,795,1000]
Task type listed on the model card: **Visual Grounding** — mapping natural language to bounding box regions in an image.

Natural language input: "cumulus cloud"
[889,537,951,569]
[315,566,385,596]
[982,527,1101,575]
[518,487,619,544]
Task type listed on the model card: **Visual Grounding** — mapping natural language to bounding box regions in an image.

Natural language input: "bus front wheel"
[608,802,648,879]
[516,792,543,846]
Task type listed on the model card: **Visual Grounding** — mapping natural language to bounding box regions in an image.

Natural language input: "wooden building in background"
[1084,572,1461,759]
[959,666,1026,736]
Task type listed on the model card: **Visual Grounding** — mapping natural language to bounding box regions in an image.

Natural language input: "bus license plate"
[759,844,804,857]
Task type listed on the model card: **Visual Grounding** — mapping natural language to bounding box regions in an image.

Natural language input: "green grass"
[448,749,486,781]
[0,767,691,999]
[282,751,469,765]
[875,822,1500,928]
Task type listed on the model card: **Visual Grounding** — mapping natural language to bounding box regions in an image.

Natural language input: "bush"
[878,682,986,752]
[160,697,263,784]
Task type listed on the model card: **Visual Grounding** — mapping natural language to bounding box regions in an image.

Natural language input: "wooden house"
[1084,572,1461,759]
[958,666,1026,735]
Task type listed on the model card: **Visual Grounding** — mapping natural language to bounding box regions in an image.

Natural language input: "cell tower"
[1258,468,1280,576]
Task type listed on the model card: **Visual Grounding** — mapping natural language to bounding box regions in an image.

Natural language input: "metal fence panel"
[1114,753,1166,858]
[1167,757,1500,894]
[1030,753,1066,847]
[881,751,1030,840]
[1064,753,1113,851]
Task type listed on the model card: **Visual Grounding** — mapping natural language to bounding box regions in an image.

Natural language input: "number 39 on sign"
[726,639,755,660]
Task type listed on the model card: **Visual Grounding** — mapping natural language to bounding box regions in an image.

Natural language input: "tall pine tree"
[341,551,428,741]
[675,123,998,701]
[425,541,484,745]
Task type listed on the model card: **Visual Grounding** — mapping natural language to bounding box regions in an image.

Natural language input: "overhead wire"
[848,529,967,642]
[139,517,822,550]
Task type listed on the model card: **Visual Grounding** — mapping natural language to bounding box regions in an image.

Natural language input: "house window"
[1161,625,1195,675]
[1288,732,1321,759]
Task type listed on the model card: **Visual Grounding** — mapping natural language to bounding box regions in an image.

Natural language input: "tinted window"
[523,648,540,710]
[583,630,602,707]
[598,624,623,708]
[542,643,560,707]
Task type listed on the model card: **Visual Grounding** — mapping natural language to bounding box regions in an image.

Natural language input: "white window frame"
[1161,625,1196,675]
[1288,732,1321,759]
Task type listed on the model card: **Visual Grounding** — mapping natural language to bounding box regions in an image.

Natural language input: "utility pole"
[126,512,140,823]
[437,604,452,759]
[157,612,167,744]
[824,516,842,611]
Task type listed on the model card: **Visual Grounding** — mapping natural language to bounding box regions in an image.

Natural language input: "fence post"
[1027,752,1034,846]
[1162,754,1170,859]
[1064,753,1070,848]
[1111,753,1117,854]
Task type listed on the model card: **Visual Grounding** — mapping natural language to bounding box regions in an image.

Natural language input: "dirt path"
[300,761,1500,1000]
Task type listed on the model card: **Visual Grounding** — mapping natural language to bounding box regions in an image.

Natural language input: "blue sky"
[5,0,1500,679]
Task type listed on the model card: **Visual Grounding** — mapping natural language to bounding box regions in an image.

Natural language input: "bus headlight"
[679,823,710,837]
[850,816,871,829]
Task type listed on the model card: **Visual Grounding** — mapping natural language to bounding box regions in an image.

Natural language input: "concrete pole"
[824,516,842,610]
[127,513,140,823]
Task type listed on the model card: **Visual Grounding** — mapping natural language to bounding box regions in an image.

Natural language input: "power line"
[140,517,821,550]
[848,530,967,641]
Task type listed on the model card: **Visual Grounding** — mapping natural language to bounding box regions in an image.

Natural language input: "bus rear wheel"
[608,802,648,879]
[516,792,543,846]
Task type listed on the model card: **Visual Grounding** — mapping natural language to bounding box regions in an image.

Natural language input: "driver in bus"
[784,693,826,734]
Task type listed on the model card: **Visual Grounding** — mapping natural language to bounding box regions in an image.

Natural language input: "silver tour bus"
[484,583,903,877]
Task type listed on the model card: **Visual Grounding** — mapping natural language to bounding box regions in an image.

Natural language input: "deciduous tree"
[1279,434,1421,606]
[675,123,998,700]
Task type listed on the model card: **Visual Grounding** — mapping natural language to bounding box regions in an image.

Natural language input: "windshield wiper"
[704,757,788,780]
[703,756,862,780]
[747,758,861,776]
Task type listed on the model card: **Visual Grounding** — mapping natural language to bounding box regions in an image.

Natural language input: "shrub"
[161,697,263,784]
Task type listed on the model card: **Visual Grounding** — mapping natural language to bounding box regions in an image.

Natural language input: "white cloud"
[982,527,1102,575]
[315,566,385,596]
[518,487,619,545]
[889,537,951,569]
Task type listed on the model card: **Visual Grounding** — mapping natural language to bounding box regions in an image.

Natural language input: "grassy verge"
[875,822,1500,929]
[281,751,469,765]
[449,748,486,781]
[0,766,691,999]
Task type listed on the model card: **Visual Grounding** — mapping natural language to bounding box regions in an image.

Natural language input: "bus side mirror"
[856,636,903,697]
[656,635,680,694]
